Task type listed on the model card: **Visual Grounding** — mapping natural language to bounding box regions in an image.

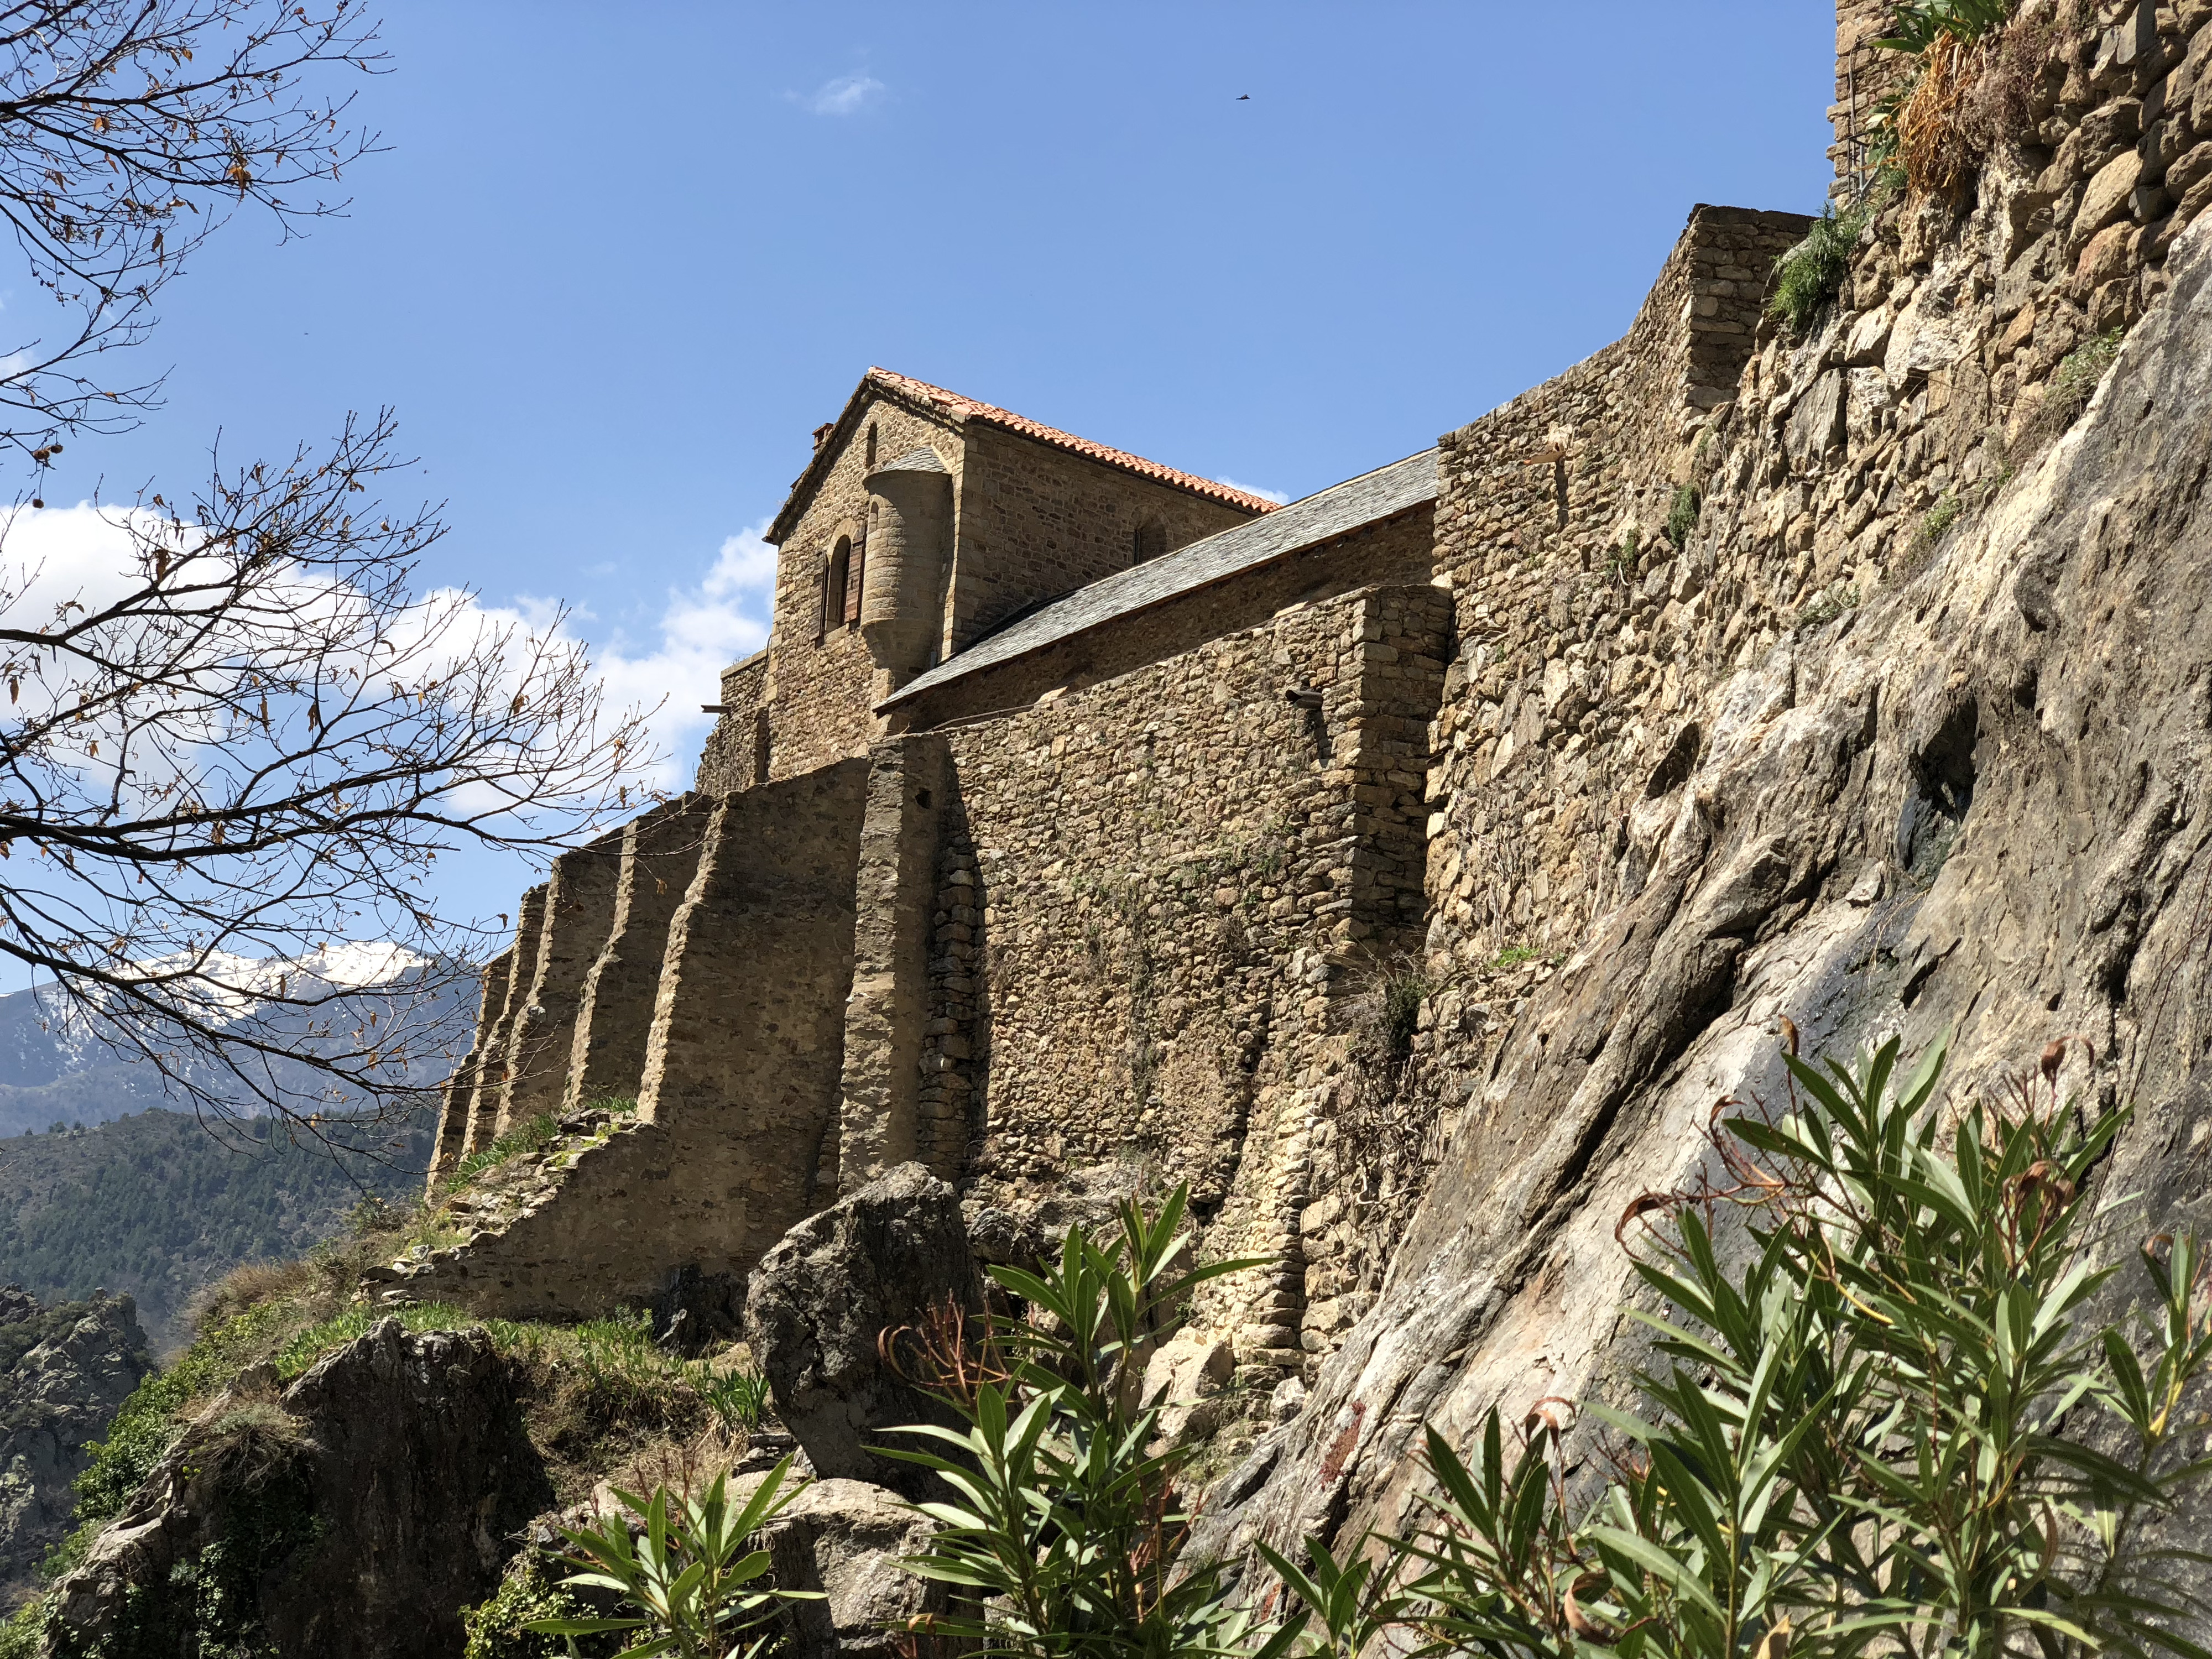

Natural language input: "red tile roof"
[863,369,1283,516]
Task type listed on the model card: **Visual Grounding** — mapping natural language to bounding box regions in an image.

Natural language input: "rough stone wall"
[885,507,1434,734]
[1420,206,1812,987]
[933,583,1451,1370]
[695,651,768,796]
[832,737,952,1196]
[562,795,712,1112]
[404,763,867,1318]
[947,424,1259,654]
[429,952,508,1179]
[494,824,628,1134]
[459,885,545,1157]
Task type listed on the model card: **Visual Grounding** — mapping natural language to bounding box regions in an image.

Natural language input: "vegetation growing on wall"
[1769,205,1869,334]
[1663,484,1703,549]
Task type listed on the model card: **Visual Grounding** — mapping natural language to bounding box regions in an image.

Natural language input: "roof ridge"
[864,368,1282,515]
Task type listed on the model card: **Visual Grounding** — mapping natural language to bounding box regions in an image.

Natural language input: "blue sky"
[18,1,1838,922]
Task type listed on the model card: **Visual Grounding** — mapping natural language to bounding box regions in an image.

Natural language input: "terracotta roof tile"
[863,368,1283,515]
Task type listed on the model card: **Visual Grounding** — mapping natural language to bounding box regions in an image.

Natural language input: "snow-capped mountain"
[0,948,477,1134]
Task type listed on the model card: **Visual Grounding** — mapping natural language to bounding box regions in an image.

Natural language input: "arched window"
[865,422,878,468]
[1133,518,1167,564]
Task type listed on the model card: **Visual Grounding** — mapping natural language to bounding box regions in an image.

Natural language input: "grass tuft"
[1664,484,1703,549]
[1770,205,1867,335]
[446,1114,561,1191]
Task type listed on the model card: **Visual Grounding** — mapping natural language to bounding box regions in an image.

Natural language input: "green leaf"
[1586,1525,1724,1617]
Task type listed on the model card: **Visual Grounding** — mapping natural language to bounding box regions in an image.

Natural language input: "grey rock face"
[0,1287,151,1600]
[50,1319,550,1659]
[765,1477,946,1659]
[1196,216,2212,1620]
[747,1164,982,1499]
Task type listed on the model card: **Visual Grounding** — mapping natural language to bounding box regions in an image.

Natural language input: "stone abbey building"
[404,0,2212,1378]
[408,197,1814,1361]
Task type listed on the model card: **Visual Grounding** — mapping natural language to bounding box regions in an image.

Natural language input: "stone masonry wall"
[884,507,1434,735]
[457,883,545,1159]
[1188,1,2212,1592]
[928,582,1451,1373]
[408,763,868,1318]
[1418,0,2212,1002]
[1274,0,2212,1397]
[947,424,1258,655]
[695,652,768,796]
[562,795,713,1113]
[495,824,628,1134]
[760,399,960,782]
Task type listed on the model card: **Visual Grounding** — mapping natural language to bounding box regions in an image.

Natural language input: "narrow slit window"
[823,537,852,638]
[1133,518,1167,564]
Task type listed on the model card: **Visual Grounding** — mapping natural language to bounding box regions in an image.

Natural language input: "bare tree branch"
[0,0,382,463]
[0,410,662,1136]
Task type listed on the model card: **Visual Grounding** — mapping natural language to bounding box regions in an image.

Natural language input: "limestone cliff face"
[0,1287,150,1602]
[1196,173,2212,1606]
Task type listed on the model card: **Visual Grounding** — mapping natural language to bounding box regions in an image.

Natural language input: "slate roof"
[768,368,1282,543]
[879,446,1439,709]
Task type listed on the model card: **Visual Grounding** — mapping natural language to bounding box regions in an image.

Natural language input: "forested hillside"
[0,1111,432,1351]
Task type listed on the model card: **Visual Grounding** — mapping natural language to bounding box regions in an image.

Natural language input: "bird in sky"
[1237,93,1249,100]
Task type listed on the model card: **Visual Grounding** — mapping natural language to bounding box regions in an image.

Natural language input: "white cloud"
[802,74,885,116]
[568,523,778,791]
[0,500,779,804]
[1216,476,1292,505]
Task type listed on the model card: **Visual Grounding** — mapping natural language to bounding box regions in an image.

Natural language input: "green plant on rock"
[889,1185,1272,1659]
[2044,325,2124,430]
[464,1550,612,1659]
[0,1603,41,1659]
[1876,0,2015,53]
[1663,484,1703,550]
[1380,971,1430,1067]
[691,1358,771,1438]
[1768,204,1867,335]
[1915,491,1966,556]
[1606,531,1639,586]
[525,1460,812,1658]
[1794,581,1862,631]
[1277,1034,2212,1659]
[447,1114,562,1191]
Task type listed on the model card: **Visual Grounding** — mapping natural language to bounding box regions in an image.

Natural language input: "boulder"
[51,1319,551,1659]
[746,1164,982,1499]
[765,1478,946,1659]
[1140,1332,1235,1449]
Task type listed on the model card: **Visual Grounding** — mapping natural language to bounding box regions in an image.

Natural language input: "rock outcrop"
[0,1287,150,1600]
[745,1164,982,1500]
[49,1320,550,1659]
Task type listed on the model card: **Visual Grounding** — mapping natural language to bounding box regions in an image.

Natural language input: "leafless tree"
[0,4,655,1145]
[0,411,657,1135]
[0,1,383,469]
